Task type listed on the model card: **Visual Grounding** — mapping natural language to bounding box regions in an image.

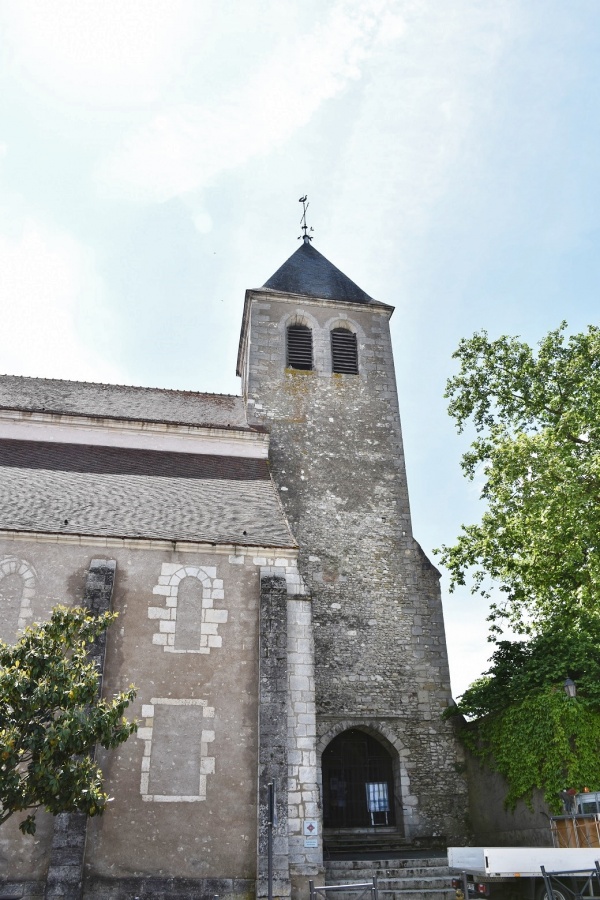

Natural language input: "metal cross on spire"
[298,195,314,244]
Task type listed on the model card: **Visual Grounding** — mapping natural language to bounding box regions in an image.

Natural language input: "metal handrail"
[309,875,379,900]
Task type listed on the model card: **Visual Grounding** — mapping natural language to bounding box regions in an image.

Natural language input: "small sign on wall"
[303,820,318,846]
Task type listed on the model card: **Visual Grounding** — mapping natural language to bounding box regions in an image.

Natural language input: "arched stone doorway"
[322,729,396,828]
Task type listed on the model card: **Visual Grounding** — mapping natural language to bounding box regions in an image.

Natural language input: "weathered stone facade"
[0,538,317,900]
[0,237,467,899]
[238,278,468,844]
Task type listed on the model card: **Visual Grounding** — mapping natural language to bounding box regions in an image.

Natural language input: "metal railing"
[541,862,600,900]
[309,875,379,900]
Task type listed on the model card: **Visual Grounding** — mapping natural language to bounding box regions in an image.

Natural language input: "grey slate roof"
[0,375,255,431]
[0,440,295,548]
[263,241,374,304]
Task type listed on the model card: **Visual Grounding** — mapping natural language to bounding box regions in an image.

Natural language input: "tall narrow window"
[287,324,313,370]
[331,328,358,374]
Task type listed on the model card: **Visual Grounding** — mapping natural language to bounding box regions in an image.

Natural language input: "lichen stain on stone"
[283,370,317,424]
[284,367,314,379]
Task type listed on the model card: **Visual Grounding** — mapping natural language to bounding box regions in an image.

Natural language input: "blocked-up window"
[149,564,227,655]
[287,324,313,370]
[331,328,358,374]
[0,556,36,642]
[138,699,215,802]
[175,576,204,652]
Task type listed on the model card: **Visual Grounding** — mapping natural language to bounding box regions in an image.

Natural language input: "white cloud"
[0,220,124,383]
[0,0,202,107]
[192,209,213,235]
[445,601,494,700]
[95,0,406,201]
[324,0,521,295]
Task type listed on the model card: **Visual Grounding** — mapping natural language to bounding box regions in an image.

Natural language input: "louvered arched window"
[287,324,313,370]
[331,327,358,374]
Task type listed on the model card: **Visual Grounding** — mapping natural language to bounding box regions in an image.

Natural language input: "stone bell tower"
[237,235,467,848]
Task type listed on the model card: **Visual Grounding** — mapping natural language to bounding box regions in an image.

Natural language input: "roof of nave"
[0,439,296,549]
[0,375,256,432]
[262,241,377,305]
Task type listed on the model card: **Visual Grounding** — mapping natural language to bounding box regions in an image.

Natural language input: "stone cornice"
[0,529,297,555]
[0,409,269,458]
[236,287,393,377]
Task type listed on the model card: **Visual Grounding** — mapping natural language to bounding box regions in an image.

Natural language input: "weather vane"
[298,195,314,243]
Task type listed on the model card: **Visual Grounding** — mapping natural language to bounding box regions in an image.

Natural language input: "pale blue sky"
[1,0,599,696]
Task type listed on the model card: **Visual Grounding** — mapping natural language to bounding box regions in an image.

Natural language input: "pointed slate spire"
[262,242,373,304]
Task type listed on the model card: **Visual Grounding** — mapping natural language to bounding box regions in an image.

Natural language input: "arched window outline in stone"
[0,556,37,637]
[286,323,313,371]
[324,315,365,376]
[148,564,227,654]
[331,327,359,374]
[136,698,215,802]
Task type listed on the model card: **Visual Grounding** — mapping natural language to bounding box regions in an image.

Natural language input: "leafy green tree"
[438,322,600,635]
[0,606,136,835]
[457,609,600,718]
[449,610,600,810]
[439,323,600,809]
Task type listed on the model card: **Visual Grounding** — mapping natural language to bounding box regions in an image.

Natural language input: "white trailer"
[448,846,600,900]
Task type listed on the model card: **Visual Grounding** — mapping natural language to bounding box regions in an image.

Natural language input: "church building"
[0,234,467,900]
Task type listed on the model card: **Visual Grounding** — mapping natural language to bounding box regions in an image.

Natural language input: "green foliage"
[0,606,136,835]
[448,608,600,809]
[439,322,600,809]
[456,609,600,718]
[460,689,600,812]
[437,322,600,634]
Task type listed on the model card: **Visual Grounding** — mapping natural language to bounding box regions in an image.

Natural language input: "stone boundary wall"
[465,750,553,847]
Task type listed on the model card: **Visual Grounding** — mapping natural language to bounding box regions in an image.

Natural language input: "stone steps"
[325,842,411,857]
[324,855,453,900]
[326,859,449,874]
[378,866,450,877]
[379,877,453,890]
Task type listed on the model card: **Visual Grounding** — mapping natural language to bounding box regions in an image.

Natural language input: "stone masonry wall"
[257,562,322,898]
[465,750,552,848]
[285,592,322,893]
[241,289,468,843]
[0,559,117,900]
[0,536,320,899]
[0,537,266,898]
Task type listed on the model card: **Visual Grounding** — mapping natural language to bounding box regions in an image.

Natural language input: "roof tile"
[263,241,373,304]
[0,440,295,549]
[0,376,253,431]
